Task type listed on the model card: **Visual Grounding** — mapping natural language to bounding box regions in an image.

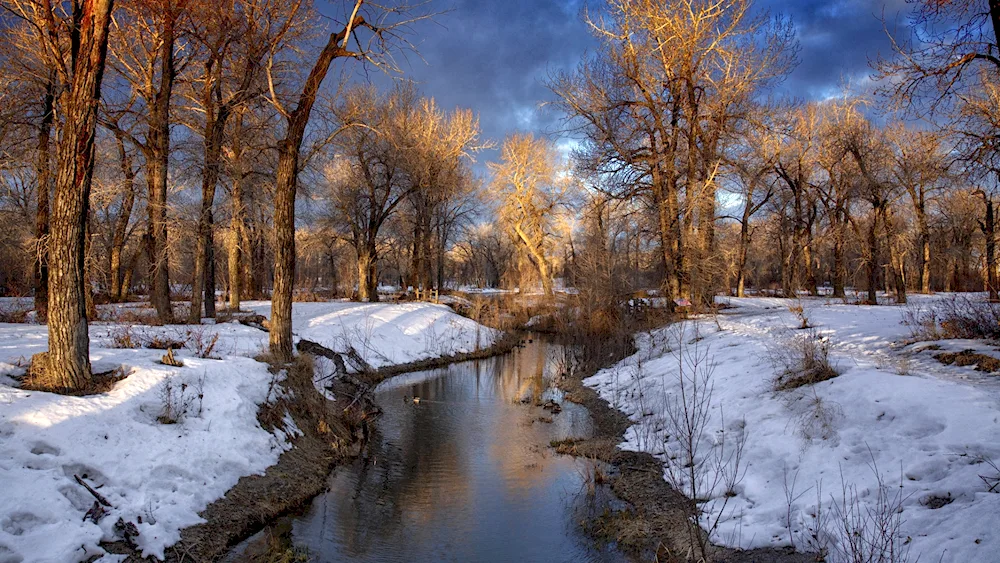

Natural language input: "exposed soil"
[934,349,1000,373]
[556,343,814,563]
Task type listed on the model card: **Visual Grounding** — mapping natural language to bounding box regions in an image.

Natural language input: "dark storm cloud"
[354,0,915,162]
[358,0,597,164]
[763,0,912,100]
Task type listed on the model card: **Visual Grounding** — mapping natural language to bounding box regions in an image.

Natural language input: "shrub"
[770,332,840,391]
[789,303,811,329]
[106,325,140,349]
[907,295,1000,341]
[0,299,30,323]
[829,455,911,563]
[186,328,220,359]
[157,374,204,424]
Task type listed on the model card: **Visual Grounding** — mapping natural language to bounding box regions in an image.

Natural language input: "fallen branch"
[74,474,112,507]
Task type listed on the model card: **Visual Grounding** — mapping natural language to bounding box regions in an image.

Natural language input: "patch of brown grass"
[0,306,30,323]
[772,335,841,391]
[934,350,1000,373]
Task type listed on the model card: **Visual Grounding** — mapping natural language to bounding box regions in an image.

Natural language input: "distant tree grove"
[1,0,999,390]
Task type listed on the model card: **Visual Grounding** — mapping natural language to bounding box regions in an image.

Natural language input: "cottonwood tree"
[551,0,796,306]
[489,134,566,297]
[887,124,950,294]
[1,0,116,388]
[773,104,823,296]
[184,0,304,322]
[727,118,778,297]
[0,11,61,317]
[106,0,191,323]
[400,97,485,292]
[323,85,414,302]
[878,0,1000,299]
[266,0,430,362]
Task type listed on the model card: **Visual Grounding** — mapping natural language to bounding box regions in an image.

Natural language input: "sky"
[342,0,915,168]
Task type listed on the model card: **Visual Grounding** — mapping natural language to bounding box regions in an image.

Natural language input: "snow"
[585,295,1000,562]
[244,301,500,369]
[0,300,497,562]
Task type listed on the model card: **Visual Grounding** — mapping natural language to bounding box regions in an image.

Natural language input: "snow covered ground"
[244,300,500,368]
[0,300,496,562]
[585,295,1000,562]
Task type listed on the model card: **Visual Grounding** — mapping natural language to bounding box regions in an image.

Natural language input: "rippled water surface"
[290,338,627,563]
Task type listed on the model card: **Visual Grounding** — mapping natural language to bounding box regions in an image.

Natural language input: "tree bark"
[189,103,229,322]
[109,132,136,302]
[46,0,115,390]
[866,209,881,305]
[34,75,56,320]
[270,16,365,361]
[146,8,178,324]
[982,196,999,302]
[356,244,378,302]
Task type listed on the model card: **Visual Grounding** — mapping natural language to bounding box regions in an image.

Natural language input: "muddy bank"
[556,343,813,563]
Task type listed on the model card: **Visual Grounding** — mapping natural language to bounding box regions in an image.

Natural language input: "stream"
[285,336,628,562]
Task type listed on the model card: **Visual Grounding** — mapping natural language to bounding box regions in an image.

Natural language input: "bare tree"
[551,0,796,306]
[489,133,566,297]
[2,0,116,389]
[185,0,303,322]
[105,0,192,323]
[267,0,430,362]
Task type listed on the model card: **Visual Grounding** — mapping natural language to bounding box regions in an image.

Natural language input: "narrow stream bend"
[290,336,628,562]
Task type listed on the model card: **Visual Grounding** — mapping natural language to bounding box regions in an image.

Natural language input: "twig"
[74,474,112,507]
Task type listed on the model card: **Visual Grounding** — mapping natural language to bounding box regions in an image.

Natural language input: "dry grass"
[771,333,841,391]
[934,350,1000,373]
[904,295,1000,342]
[0,300,30,323]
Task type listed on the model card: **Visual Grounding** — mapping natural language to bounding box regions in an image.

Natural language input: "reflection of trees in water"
[297,338,607,561]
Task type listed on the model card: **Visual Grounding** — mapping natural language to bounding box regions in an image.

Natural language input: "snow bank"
[0,300,498,562]
[586,296,1000,562]
[245,301,501,369]
[0,324,285,562]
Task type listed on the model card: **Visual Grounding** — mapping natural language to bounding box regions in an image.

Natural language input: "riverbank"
[0,300,506,562]
[552,324,812,563]
[572,295,1000,562]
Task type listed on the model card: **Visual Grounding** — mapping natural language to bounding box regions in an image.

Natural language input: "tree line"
[1,0,999,392]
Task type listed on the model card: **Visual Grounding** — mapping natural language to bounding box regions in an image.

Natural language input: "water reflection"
[291,337,625,563]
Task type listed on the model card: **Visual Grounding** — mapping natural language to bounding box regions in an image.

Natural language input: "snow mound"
[586,296,1000,562]
[245,301,501,369]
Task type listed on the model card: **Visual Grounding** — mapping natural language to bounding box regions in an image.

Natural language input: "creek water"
[288,337,628,563]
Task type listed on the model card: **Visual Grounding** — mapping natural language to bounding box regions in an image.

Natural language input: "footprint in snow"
[0,512,46,536]
[29,442,60,456]
[0,543,23,563]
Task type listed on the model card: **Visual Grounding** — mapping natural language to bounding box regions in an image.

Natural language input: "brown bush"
[771,333,841,391]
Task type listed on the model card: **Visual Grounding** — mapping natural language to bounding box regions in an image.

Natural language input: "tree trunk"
[121,247,142,302]
[34,75,55,320]
[227,228,242,311]
[866,208,880,305]
[356,244,378,302]
[736,221,750,298]
[832,221,846,299]
[190,104,228,322]
[983,197,998,302]
[916,199,931,294]
[46,0,115,390]
[271,142,298,361]
[146,13,177,324]
[269,13,369,361]
[110,132,136,302]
